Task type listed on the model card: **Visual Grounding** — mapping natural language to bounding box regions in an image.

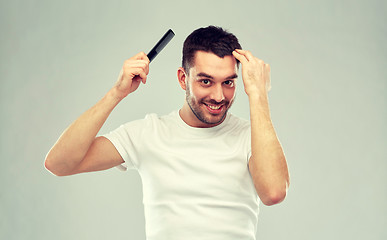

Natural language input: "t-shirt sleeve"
[102,120,144,171]
[246,126,252,163]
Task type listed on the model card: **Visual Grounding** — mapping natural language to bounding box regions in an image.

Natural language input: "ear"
[177,67,187,91]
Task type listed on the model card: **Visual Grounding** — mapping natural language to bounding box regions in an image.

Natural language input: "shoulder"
[145,111,177,125]
[227,113,250,130]
[120,111,176,130]
[216,113,250,139]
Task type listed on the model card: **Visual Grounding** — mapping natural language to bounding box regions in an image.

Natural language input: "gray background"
[1,0,386,239]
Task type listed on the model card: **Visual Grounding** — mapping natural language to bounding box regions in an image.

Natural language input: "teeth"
[207,104,221,110]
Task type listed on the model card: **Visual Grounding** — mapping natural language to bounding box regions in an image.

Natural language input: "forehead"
[190,51,237,77]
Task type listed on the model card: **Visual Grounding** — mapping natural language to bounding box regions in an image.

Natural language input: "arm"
[45,52,150,176]
[233,49,290,206]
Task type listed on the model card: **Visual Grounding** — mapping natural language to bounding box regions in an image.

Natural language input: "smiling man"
[179,50,238,127]
[45,26,289,240]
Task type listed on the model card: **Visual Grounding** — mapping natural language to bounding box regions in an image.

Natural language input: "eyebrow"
[196,72,238,80]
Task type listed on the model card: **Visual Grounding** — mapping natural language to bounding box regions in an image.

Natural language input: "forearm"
[248,94,289,205]
[45,88,122,175]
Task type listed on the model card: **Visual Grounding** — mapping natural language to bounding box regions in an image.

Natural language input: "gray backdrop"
[1,0,386,239]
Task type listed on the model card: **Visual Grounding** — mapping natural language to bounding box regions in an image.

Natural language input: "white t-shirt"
[104,110,260,240]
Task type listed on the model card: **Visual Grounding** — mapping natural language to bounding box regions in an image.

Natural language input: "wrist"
[248,92,270,114]
[247,92,268,104]
[106,87,125,105]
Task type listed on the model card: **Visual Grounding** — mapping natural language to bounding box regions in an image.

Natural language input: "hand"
[113,52,150,99]
[232,49,271,98]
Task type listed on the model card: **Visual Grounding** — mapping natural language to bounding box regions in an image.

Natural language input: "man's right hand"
[45,51,150,176]
[113,52,150,100]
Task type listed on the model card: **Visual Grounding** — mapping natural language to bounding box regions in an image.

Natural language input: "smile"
[203,103,224,114]
[205,104,222,110]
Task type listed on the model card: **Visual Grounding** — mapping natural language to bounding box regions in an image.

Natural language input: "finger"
[123,66,145,81]
[143,53,150,63]
[130,66,147,83]
[138,71,147,84]
[145,60,149,75]
[232,50,248,64]
[264,63,270,74]
[134,60,149,75]
[124,61,149,78]
[129,61,149,72]
[131,71,147,84]
[139,61,149,76]
[132,52,150,62]
[123,59,145,71]
[234,49,254,62]
[126,59,149,67]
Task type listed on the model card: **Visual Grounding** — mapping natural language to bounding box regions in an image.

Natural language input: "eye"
[224,80,234,87]
[201,79,211,85]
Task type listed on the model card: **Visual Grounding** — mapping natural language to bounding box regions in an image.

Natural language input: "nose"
[210,84,225,103]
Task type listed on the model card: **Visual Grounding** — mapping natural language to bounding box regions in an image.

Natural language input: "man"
[45,26,289,240]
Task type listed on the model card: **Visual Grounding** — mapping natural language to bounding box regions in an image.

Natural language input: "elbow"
[44,155,58,176]
[44,153,67,177]
[261,189,287,206]
[260,181,289,206]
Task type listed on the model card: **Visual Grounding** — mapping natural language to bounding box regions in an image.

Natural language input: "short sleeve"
[246,125,252,163]
[103,120,145,171]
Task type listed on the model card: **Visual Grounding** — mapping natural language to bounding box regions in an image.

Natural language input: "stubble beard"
[185,85,234,126]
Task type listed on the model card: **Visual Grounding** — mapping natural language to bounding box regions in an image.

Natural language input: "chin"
[200,107,228,125]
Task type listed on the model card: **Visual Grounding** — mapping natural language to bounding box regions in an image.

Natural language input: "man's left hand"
[232,49,271,98]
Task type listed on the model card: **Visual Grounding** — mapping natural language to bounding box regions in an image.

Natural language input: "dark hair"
[182,26,242,73]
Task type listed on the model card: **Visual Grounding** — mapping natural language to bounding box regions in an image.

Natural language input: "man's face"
[184,51,238,127]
